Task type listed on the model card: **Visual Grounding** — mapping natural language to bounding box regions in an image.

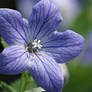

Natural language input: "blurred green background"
[0,0,92,92]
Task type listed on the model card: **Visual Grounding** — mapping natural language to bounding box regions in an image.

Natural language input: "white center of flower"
[32,39,42,49]
[26,39,42,53]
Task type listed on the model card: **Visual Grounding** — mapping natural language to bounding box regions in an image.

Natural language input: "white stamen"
[32,40,42,49]
[26,39,42,53]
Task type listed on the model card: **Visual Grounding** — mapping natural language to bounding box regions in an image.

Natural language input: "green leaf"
[0,81,17,92]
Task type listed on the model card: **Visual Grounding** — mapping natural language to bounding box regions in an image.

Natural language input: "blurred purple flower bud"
[80,31,92,65]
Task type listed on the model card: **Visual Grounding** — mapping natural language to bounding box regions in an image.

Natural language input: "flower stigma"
[26,39,42,53]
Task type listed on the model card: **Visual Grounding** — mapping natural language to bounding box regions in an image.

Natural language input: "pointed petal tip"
[42,30,85,63]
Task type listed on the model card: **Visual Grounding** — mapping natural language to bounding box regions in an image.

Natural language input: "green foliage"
[63,63,92,92]
[70,1,92,37]
[1,38,8,48]
[10,71,38,92]
[0,81,16,92]
[0,71,38,92]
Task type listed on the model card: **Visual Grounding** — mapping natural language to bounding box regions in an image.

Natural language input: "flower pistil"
[26,39,42,53]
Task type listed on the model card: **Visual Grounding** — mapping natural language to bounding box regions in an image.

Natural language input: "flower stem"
[22,71,29,91]
[18,73,25,92]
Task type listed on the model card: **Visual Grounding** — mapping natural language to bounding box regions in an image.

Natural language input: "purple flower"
[0,0,84,92]
[80,31,92,65]
[17,0,80,27]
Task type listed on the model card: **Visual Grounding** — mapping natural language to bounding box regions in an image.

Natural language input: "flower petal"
[16,0,40,18]
[29,52,64,92]
[0,46,31,74]
[59,64,69,85]
[28,0,62,40]
[42,30,84,63]
[0,9,29,46]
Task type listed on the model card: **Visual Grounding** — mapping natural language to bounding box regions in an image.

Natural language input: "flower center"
[26,39,42,53]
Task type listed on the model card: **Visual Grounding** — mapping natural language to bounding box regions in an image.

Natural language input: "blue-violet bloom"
[0,0,84,92]
[17,0,80,27]
[80,31,92,65]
